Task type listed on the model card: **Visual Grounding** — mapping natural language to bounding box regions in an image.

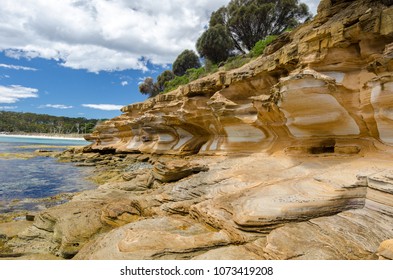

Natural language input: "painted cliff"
[5,0,393,260]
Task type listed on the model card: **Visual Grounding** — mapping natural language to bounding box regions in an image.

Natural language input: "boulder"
[152,159,208,182]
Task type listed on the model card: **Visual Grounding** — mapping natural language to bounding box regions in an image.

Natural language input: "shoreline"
[0,133,89,141]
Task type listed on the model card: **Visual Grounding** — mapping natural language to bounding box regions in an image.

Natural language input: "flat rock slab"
[9,201,107,259]
[152,159,208,182]
[261,209,393,260]
[0,221,33,238]
[192,245,263,260]
[231,177,366,228]
[75,216,231,260]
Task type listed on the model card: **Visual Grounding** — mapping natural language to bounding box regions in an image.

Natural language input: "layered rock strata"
[86,0,393,158]
[4,0,393,260]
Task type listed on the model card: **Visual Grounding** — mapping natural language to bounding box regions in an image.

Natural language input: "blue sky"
[0,0,318,120]
[0,53,164,119]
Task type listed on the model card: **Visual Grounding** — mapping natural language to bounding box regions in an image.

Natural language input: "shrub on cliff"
[172,50,201,76]
[139,77,159,97]
[250,35,278,57]
[156,70,175,92]
[164,67,205,93]
[139,70,176,97]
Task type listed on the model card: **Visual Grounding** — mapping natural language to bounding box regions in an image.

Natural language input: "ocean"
[0,135,96,214]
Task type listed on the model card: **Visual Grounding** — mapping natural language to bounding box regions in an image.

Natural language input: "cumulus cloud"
[0,0,230,73]
[82,104,124,111]
[39,104,73,109]
[0,85,39,103]
[0,63,37,71]
[121,81,128,86]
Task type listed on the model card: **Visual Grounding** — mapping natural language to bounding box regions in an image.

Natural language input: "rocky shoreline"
[2,0,393,260]
[0,147,393,260]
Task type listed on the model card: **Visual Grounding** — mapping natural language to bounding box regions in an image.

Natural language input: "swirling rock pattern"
[6,0,393,260]
[86,0,393,158]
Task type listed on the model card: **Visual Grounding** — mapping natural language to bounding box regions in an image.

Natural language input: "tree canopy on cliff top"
[172,50,201,76]
[197,0,311,62]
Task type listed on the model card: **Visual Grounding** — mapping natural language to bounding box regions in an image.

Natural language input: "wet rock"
[5,0,393,261]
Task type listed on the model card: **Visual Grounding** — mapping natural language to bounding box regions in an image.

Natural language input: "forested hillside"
[0,111,102,134]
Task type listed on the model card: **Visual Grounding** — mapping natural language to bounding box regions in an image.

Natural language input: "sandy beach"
[0,133,88,141]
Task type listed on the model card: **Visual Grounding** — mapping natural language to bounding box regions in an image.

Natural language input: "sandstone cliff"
[87,0,393,158]
[4,0,393,260]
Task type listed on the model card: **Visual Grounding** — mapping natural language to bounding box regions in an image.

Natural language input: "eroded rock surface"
[4,0,393,260]
[86,0,393,158]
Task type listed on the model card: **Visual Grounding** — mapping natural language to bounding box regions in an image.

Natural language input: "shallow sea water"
[0,136,96,213]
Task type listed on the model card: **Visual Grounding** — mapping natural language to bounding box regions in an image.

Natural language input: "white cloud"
[39,104,73,109]
[0,105,17,110]
[0,74,10,80]
[121,81,128,86]
[0,0,230,73]
[0,85,38,103]
[0,1,319,73]
[82,104,123,111]
[303,0,319,15]
[0,63,37,71]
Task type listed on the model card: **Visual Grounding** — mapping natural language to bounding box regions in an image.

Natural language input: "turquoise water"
[0,135,90,146]
[0,136,96,214]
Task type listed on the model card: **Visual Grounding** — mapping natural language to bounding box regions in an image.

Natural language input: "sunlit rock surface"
[7,0,393,260]
[77,0,393,259]
[86,0,393,157]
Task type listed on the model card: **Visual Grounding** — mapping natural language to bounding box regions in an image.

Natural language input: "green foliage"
[164,75,190,93]
[250,35,278,57]
[0,111,100,134]
[156,70,175,92]
[139,71,175,97]
[138,77,159,97]
[186,67,205,81]
[204,60,219,73]
[196,24,234,64]
[223,55,252,71]
[208,0,311,53]
[172,50,201,76]
[209,6,227,27]
[164,67,206,93]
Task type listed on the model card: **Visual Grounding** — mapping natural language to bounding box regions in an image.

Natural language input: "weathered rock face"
[5,0,393,261]
[72,0,393,260]
[86,0,393,157]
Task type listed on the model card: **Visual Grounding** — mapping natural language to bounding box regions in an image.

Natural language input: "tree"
[196,24,234,64]
[208,0,311,53]
[172,50,201,76]
[138,71,175,97]
[156,70,175,92]
[138,77,159,97]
